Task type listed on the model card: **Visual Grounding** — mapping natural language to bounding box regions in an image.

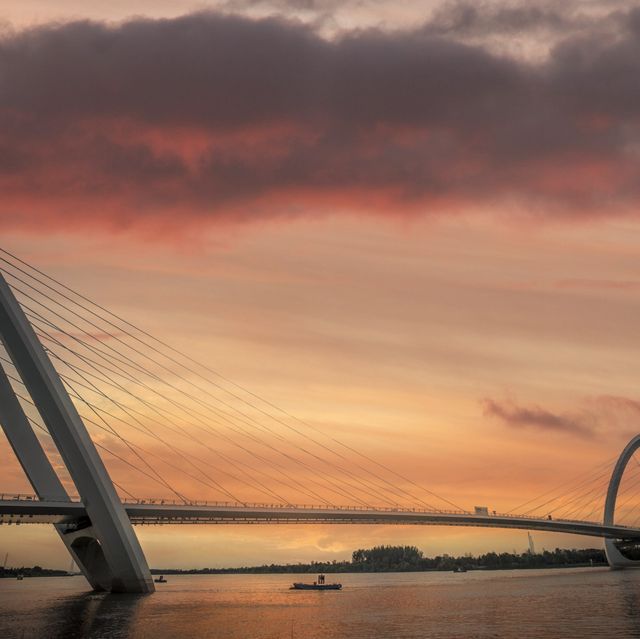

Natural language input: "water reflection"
[3,569,640,639]
[25,588,145,639]
[614,573,640,638]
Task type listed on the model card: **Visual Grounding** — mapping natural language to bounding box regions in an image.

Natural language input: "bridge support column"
[0,360,114,589]
[0,275,153,593]
[603,538,639,569]
[604,434,640,569]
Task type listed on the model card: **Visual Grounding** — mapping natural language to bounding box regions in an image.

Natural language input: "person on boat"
[318,574,325,585]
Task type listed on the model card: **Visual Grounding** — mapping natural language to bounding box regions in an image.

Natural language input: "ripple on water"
[2,568,640,639]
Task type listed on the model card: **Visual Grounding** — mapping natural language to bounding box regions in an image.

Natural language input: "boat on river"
[291,574,341,590]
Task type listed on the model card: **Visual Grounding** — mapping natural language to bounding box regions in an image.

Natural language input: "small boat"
[16,574,24,581]
[291,574,341,590]
[291,582,342,590]
[453,566,467,573]
[154,575,167,583]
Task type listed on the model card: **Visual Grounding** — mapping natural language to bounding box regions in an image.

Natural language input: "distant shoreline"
[1,546,609,578]
[0,563,608,579]
[149,563,608,575]
[150,546,609,574]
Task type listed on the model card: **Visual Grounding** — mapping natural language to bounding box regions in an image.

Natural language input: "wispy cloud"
[482,393,640,440]
[555,279,640,292]
[482,398,594,437]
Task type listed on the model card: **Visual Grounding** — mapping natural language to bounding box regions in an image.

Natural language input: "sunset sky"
[2,0,640,569]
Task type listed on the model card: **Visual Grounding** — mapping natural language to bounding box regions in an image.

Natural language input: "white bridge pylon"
[604,434,640,568]
[0,274,154,593]
[1,269,640,594]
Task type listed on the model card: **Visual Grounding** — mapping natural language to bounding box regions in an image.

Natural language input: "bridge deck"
[2,498,639,539]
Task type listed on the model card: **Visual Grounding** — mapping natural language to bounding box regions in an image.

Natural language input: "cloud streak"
[1,8,640,234]
[483,393,640,440]
[482,398,594,437]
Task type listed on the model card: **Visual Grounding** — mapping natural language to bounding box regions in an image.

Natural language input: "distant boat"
[291,582,342,590]
[16,574,24,581]
[453,566,467,573]
[291,574,341,590]
[154,575,167,583]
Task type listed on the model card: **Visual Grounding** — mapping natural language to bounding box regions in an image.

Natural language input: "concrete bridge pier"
[603,538,640,569]
[0,360,116,589]
[59,524,116,591]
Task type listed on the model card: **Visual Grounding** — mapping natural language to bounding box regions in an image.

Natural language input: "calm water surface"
[2,568,640,638]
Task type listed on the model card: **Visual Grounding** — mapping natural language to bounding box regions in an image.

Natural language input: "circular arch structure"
[604,434,640,568]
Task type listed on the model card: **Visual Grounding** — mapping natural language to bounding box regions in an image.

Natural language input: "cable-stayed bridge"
[2,495,639,540]
[1,247,640,593]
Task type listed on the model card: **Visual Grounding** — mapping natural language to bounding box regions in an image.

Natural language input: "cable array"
[3,248,639,527]
[504,452,640,527]
[0,248,463,512]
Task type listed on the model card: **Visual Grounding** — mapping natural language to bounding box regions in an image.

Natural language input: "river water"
[2,568,640,638]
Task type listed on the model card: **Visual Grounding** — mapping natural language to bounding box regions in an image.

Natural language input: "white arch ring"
[604,434,640,568]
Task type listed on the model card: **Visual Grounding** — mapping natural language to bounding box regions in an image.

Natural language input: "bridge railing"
[0,493,39,501]
[118,497,475,515]
[0,492,83,502]
[116,498,605,526]
[0,493,623,528]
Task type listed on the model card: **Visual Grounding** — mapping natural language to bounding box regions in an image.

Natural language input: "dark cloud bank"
[1,7,640,231]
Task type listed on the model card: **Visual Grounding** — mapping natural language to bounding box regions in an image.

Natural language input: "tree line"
[150,545,607,574]
[0,565,68,578]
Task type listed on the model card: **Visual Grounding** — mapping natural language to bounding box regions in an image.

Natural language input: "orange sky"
[1,1,640,568]
[3,214,640,568]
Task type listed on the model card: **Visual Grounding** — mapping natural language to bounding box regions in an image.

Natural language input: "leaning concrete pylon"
[0,274,154,593]
[0,360,105,590]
